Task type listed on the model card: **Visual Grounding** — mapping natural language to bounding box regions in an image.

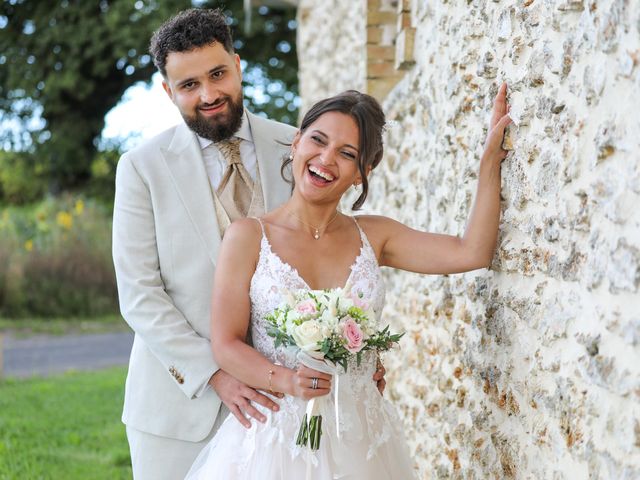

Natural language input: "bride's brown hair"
[281,90,386,210]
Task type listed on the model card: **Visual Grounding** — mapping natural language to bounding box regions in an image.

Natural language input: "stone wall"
[296,0,366,112]
[297,1,640,478]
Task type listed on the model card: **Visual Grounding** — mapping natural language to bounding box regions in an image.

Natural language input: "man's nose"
[200,82,218,104]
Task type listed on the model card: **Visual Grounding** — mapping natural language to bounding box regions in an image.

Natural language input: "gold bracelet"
[268,369,275,395]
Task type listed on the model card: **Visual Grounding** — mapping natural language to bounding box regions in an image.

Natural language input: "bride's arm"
[367,83,512,275]
[210,219,331,405]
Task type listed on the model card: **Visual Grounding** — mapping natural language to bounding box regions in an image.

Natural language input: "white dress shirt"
[198,111,257,191]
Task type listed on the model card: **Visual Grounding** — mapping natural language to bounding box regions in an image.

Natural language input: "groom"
[112,7,385,479]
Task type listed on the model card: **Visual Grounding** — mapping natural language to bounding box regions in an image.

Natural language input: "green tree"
[217,1,299,125]
[0,0,298,195]
[1,0,188,191]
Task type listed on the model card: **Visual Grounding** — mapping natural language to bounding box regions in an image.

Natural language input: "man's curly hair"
[150,8,234,77]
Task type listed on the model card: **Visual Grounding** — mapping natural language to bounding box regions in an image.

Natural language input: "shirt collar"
[197,110,252,151]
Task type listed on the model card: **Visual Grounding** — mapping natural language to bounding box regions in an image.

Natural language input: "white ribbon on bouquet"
[297,351,364,479]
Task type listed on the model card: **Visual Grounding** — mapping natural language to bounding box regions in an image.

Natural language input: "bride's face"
[291,111,362,204]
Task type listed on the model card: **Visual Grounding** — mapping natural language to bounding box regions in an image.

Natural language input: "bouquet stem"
[296,413,323,450]
[296,413,309,446]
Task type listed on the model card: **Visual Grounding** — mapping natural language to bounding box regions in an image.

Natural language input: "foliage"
[0,147,120,207]
[85,148,121,206]
[0,0,188,191]
[0,195,118,318]
[0,150,47,205]
[0,0,298,195]
[0,367,130,479]
[216,1,299,124]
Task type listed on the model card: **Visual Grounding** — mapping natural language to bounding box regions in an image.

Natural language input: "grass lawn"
[0,367,131,479]
[0,314,128,338]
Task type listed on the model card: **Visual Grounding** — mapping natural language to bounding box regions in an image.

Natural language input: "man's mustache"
[198,97,229,110]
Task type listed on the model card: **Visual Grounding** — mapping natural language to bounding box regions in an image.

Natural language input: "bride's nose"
[318,148,336,166]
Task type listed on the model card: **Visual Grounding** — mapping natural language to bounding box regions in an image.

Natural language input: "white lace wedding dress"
[185,219,415,479]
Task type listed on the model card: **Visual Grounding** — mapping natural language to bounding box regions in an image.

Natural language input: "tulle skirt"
[185,376,415,479]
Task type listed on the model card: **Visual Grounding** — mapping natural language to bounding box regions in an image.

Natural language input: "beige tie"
[216,138,254,222]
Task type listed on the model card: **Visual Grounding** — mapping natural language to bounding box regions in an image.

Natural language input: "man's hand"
[373,359,386,395]
[209,370,281,429]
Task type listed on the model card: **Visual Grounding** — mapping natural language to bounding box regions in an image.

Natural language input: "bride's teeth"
[309,166,334,181]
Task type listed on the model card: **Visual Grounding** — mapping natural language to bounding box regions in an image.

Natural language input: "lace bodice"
[249,217,386,371]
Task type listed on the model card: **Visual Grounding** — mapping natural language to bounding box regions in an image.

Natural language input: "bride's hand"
[289,365,332,400]
[482,82,512,165]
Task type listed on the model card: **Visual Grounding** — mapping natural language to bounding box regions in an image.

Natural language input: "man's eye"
[182,82,196,90]
[212,71,224,78]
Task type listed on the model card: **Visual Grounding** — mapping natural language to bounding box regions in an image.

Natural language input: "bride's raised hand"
[482,82,512,164]
[290,365,332,400]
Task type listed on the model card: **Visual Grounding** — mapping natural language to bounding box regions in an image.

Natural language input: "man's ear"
[234,53,242,79]
[162,80,174,103]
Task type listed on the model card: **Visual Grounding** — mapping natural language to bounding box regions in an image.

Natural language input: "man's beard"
[183,93,244,142]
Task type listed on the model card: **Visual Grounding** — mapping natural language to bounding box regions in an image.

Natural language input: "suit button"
[177,377,184,384]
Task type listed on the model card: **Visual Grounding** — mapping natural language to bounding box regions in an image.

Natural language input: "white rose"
[291,320,326,359]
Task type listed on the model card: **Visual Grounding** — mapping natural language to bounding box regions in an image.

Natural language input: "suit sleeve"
[112,153,218,399]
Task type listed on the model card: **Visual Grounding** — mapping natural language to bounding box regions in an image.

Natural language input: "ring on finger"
[311,377,319,390]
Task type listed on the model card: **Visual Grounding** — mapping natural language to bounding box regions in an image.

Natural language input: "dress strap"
[351,216,365,241]
[351,216,375,253]
[251,217,267,239]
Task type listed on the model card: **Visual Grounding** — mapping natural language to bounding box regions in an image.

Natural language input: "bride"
[186,86,511,479]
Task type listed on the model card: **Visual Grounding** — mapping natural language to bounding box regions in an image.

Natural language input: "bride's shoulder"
[227,217,263,236]
[353,214,395,231]
[221,218,263,253]
[352,215,396,251]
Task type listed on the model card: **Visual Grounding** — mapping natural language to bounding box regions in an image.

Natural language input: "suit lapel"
[161,123,221,266]
[246,111,293,212]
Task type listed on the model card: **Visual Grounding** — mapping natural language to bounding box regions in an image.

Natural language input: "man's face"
[162,42,244,142]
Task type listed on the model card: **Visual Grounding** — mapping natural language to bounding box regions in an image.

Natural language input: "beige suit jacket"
[112,111,296,441]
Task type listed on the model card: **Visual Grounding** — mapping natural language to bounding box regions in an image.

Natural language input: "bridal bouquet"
[266,286,404,450]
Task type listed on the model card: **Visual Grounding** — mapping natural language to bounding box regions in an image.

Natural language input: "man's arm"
[112,153,218,398]
[113,153,281,423]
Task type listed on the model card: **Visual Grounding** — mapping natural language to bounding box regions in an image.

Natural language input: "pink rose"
[342,317,364,353]
[296,299,317,315]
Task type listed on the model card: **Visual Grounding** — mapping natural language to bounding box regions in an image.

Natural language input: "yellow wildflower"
[24,239,34,251]
[74,199,84,216]
[56,211,73,230]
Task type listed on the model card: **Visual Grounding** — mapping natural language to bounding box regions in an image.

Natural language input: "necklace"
[287,209,340,240]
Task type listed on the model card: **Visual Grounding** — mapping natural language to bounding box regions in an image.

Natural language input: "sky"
[101,72,182,150]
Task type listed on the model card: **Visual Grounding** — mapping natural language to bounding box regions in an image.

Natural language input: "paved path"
[0,331,134,378]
